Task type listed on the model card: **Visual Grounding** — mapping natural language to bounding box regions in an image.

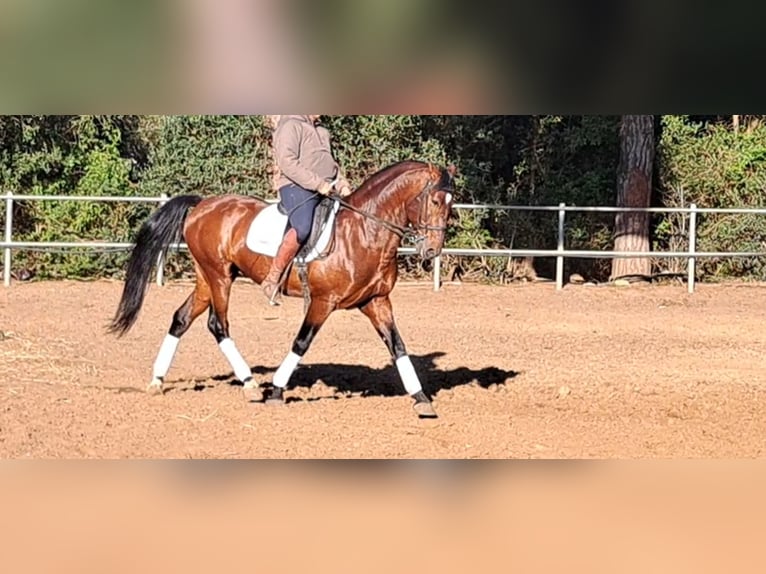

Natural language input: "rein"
[332,196,413,239]
[331,176,448,242]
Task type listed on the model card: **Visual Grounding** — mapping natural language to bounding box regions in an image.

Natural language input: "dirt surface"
[1,278,766,458]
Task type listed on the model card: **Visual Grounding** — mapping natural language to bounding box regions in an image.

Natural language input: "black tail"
[108,195,203,337]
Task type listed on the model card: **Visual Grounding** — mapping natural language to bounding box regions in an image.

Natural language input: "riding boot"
[261,228,301,305]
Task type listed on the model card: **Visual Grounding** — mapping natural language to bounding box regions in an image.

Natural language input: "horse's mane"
[348,160,433,211]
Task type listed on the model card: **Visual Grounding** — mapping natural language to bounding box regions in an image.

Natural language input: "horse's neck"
[339,178,419,266]
[350,173,423,227]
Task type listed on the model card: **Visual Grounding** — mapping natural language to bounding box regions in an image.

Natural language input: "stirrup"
[268,286,282,306]
[262,281,282,306]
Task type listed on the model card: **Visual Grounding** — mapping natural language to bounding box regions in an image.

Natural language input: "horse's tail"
[108,195,203,337]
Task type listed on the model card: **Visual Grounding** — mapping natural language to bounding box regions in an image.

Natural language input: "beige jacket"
[273,115,349,192]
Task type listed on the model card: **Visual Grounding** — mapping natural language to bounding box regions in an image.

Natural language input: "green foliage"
[323,115,448,186]
[139,115,273,198]
[657,115,766,280]
[1,115,146,278]
[3,114,766,284]
[425,115,621,281]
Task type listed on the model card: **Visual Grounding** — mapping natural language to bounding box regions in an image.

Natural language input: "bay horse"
[108,160,456,418]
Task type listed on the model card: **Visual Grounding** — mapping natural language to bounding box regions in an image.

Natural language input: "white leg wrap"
[218,338,252,382]
[396,355,423,396]
[153,334,180,380]
[273,352,301,389]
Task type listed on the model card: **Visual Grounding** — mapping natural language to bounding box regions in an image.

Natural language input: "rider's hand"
[317,181,333,196]
[338,184,353,198]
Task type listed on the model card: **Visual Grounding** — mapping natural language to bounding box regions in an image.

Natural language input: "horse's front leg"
[360,296,437,419]
[266,298,335,405]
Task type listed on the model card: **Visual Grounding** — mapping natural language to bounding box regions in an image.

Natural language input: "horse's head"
[407,164,456,261]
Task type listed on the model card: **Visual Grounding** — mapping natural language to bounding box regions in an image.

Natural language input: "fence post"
[433,254,441,292]
[155,193,168,287]
[3,191,13,287]
[688,203,697,294]
[556,203,566,290]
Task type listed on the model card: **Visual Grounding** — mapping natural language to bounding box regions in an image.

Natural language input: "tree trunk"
[266,115,281,194]
[611,115,654,281]
[733,115,740,133]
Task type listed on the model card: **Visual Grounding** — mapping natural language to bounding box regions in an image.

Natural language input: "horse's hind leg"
[206,268,258,400]
[265,299,335,405]
[148,281,211,395]
[360,295,437,419]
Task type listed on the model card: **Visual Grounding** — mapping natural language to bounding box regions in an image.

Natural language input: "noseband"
[412,179,450,235]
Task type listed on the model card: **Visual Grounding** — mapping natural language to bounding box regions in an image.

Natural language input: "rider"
[262,115,353,304]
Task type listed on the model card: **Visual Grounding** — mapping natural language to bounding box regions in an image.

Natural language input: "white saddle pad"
[245,200,340,263]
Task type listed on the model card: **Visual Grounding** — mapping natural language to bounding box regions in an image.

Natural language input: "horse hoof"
[265,387,285,406]
[242,385,262,403]
[146,381,164,396]
[414,400,438,419]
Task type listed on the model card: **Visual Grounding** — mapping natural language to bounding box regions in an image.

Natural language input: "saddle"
[246,196,341,310]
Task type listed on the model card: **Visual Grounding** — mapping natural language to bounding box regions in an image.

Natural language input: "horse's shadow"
[184,352,519,402]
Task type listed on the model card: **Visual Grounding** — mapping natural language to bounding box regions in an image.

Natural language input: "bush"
[139,115,273,199]
[657,115,766,280]
[4,115,765,285]
[1,116,146,279]
[426,115,621,282]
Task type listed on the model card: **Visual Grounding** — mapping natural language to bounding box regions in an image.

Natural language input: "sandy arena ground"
[1,279,765,458]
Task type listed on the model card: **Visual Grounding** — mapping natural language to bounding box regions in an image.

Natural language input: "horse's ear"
[446,164,458,177]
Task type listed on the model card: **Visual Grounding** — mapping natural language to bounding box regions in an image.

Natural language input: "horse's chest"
[357,252,395,282]
[336,252,395,294]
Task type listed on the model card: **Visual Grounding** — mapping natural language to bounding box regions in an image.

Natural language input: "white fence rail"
[3,192,766,294]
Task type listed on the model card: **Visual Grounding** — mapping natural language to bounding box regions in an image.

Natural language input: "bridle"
[332,169,451,244]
